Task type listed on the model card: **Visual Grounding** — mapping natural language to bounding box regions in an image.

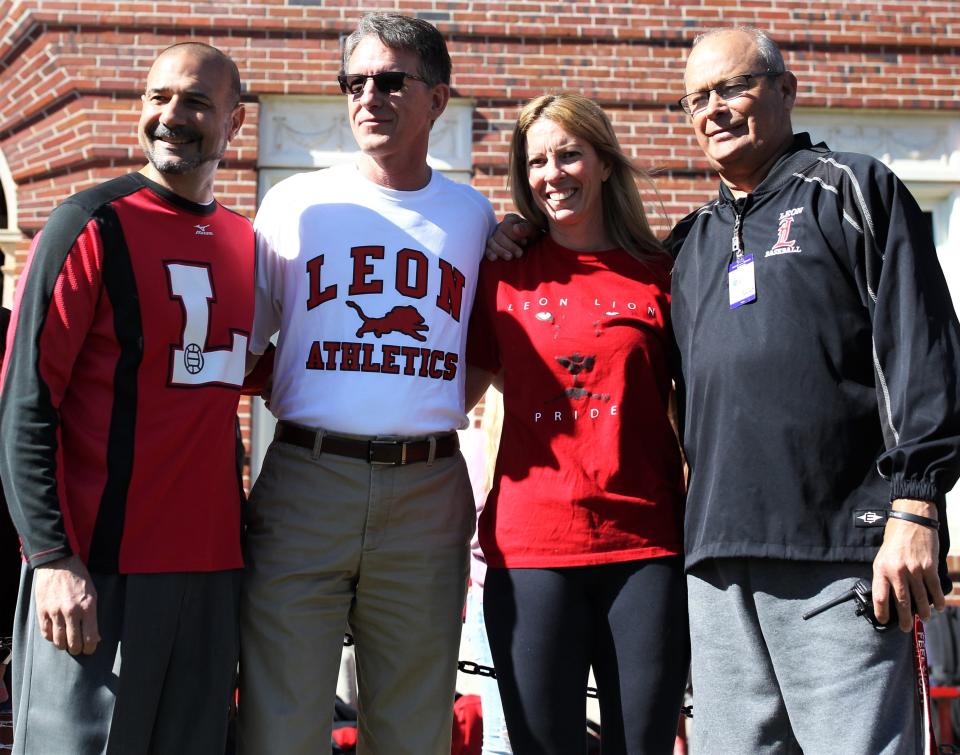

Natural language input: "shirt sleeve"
[843,157,960,501]
[466,260,501,374]
[0,205,105,566]
[484,202,498,240]
[250,186,285,355]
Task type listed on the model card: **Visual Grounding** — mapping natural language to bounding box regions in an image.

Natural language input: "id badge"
[728,255,757,309]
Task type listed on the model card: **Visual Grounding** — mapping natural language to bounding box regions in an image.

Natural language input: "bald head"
[138,42,246,202]
[687,28,784,84]
[154,42,241,106]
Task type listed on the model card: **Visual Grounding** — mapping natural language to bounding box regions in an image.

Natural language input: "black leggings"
[484,557,689,754]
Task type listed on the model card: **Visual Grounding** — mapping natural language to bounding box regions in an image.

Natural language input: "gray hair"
[692,27,786,73]
[341,14,452,86]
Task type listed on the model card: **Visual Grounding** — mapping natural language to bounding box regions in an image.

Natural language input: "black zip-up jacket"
[670,133,960,574]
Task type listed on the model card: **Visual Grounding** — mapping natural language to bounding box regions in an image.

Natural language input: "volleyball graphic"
[183,343,204,374]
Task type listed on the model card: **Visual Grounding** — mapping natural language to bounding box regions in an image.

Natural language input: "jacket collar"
[717,132,828,204]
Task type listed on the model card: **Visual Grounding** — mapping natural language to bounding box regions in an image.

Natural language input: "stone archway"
[0,148,22,309]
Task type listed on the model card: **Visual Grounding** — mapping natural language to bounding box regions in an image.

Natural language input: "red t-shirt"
[468,235,683,568]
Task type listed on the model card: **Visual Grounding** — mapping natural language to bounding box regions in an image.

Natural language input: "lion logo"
[346,301,429,342]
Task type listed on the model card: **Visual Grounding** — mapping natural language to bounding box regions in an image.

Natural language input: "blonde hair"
[508,93,665,262]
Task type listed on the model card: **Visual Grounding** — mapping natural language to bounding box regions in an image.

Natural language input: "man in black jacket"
[671,27,960,752]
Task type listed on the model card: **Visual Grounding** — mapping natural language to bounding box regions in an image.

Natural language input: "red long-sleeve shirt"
[0,173,253,573]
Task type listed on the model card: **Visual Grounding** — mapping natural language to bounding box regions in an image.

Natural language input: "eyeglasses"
[337,71,428,96]
[678,71,784,116]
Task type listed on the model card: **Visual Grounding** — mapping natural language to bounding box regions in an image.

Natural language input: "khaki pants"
[238,436,474,755]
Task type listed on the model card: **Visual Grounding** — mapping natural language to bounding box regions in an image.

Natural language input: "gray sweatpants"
[688,558,919,754]
[12,565,240,755]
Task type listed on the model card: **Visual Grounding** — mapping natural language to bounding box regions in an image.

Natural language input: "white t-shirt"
[252,163,496,436]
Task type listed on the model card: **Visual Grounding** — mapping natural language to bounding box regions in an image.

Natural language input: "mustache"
[149,123,201,141]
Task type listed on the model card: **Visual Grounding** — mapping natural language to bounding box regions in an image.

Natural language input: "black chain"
[457,659,600,698]
[344,633,692,717]
[456,660,497,679]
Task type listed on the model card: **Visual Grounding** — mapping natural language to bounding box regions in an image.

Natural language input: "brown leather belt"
[274,421,459,466]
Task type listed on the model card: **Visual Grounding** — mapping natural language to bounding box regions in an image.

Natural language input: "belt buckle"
[369,439,406,465]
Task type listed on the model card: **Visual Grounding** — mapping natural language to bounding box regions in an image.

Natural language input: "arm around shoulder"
[485,213,538,261]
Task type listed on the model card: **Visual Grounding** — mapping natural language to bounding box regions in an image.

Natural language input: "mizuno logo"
[194,224,214,236]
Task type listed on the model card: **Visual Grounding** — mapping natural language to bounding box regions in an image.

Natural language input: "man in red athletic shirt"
[0,42,252,754]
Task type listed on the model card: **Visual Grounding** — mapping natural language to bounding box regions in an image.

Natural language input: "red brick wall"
[2,1,957,247]
[1,0,957,494]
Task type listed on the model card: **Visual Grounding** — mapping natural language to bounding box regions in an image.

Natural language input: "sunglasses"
[337,71,428,95]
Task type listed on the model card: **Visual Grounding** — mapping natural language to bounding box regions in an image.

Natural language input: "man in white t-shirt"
[238,13,496,755]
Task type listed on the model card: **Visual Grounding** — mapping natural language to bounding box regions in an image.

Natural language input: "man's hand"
[34,555,100,655]
[244,350,262,377]
[872,498,944,632]
[242,344,275,403]
[485,213,537,260]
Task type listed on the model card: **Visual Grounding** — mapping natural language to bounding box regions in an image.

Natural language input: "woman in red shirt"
[466,93,688,753]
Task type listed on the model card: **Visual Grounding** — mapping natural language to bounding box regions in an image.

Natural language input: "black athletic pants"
[12,566,240,755]
[484,557,689,754]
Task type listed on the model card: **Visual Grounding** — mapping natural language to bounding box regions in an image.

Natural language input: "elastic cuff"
[891,478,939,502]
[887,509,939,530]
